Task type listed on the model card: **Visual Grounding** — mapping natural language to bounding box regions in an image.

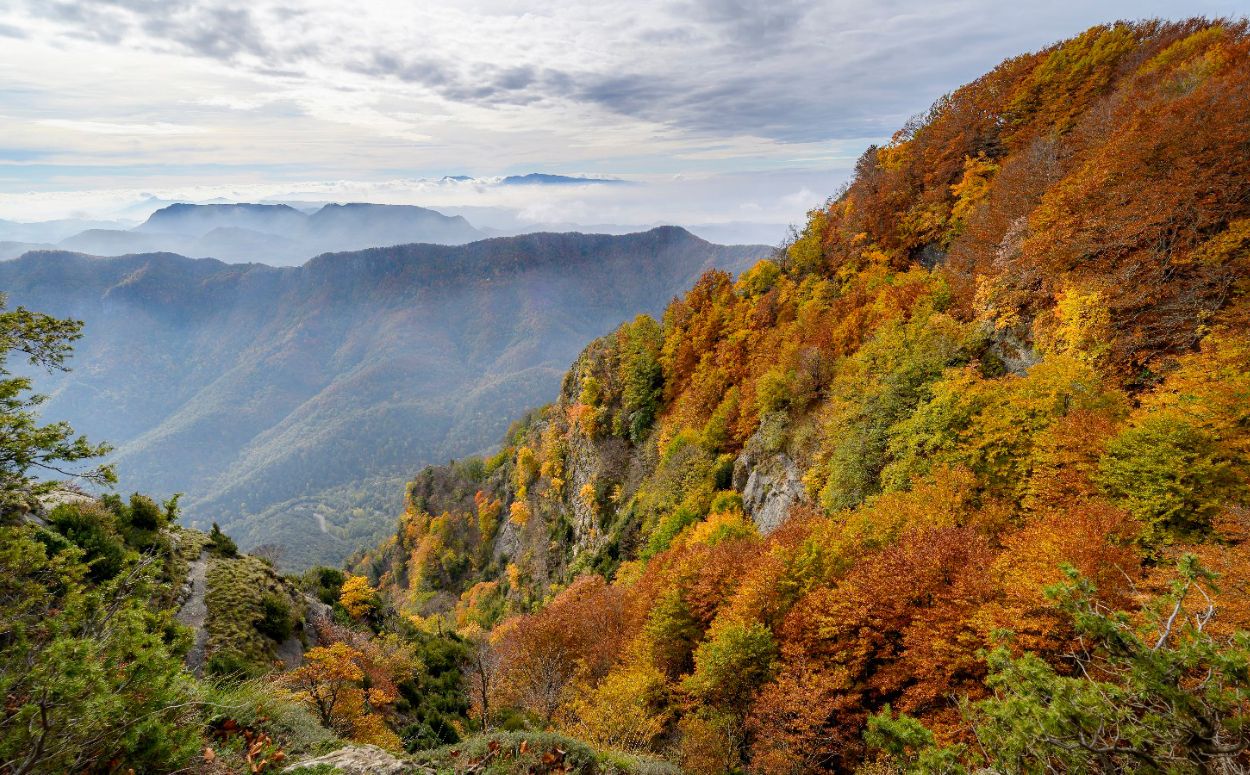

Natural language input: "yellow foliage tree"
[948,152,999,238]
[514,446,539,488]
[339,574,377,619]
[281,643,400,749]
[560,656,671,752]
[1033,283,1113,368]
[475,491,502,541]
[578,481,599,515]
[509,499,532,527]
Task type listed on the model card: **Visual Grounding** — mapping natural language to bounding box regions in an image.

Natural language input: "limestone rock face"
[285,744,427,774]
[734,445,806,535]
[988,325,1041,376]
[493,518,523,562]
[562,431,631,561]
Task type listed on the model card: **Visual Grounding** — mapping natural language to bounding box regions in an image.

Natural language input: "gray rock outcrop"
[285,744,426,774]
[734,445,806,534]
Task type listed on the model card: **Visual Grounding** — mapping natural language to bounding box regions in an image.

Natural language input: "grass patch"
[158,526,213,609]
[198,678,341,772]
[200,678,340,757]
[174,526,212,564]
[205,554,306,676]
[410,731,679,774]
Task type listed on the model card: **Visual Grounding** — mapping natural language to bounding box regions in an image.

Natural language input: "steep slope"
[356,19,1250,772]
[0,228,767,567]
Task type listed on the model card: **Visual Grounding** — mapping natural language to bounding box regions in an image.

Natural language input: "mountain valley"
[0,226,767,567]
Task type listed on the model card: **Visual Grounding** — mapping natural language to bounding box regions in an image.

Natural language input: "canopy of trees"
[353,18,1250,773]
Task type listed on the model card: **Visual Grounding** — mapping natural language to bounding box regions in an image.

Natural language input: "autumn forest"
[4,16,1250,775]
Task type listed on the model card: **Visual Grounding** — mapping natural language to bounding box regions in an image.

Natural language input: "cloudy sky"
[0,0,1241,233]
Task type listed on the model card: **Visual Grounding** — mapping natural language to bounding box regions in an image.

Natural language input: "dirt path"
[176,551,209,676]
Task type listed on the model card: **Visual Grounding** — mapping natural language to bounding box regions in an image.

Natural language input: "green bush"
[205,649,263,680]
[126,493,165,531]
[47,502,127,582]
[0,526,200,773]
[755,366,793,414]
[708,490,743,514]
[304,566,346,605]
[644,505,700,559]
[116,492,170,551]
[255,593,294,642]
[208,522,239,557]
[398,632,471,752]
[1098,415,1241,540]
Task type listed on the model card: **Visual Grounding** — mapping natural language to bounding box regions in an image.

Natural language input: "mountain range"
[0,175,640,265]
[0,225,767,567]
[48,202,485,266]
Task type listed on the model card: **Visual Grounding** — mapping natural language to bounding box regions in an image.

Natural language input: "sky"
[0,0,1243,234]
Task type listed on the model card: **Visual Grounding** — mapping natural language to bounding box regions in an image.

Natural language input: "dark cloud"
[36,0,290,62]
[357,52,453,88]
[353,53,561,106]
[677,0,812,48]
[139,5,274,61]
[12,0,1243,147]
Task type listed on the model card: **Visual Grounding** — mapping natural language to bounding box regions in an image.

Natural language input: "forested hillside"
[0,293,676,774]
[353,19,1250,772]
[0,228,764,568]
[5,16,1250,775]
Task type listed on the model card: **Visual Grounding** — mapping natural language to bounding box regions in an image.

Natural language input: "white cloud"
[37,119,205,135]
[0,1,1241,226]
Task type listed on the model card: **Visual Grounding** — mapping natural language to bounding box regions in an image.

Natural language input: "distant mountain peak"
[309,202,449,219]
[143,202,302,225]
[155,202,299,215]
[498,173,629,186]
[137,202,308,236]
[96,201,486,263]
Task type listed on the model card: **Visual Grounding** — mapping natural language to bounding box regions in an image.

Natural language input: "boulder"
[284,744,426,774]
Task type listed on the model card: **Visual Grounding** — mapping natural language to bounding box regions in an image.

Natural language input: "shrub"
[644,505,700,559]
[46,501,127,582]
[208,522,239,557]
[206,649,263,680]
[0,526,200,773]
[305,566,346,605]
[255,593,294,642]
[126,493,165,531]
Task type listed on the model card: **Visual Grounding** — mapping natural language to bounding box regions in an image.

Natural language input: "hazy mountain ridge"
[46,201,486,266]
[0,216,131,243]
[0,227,768,567]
